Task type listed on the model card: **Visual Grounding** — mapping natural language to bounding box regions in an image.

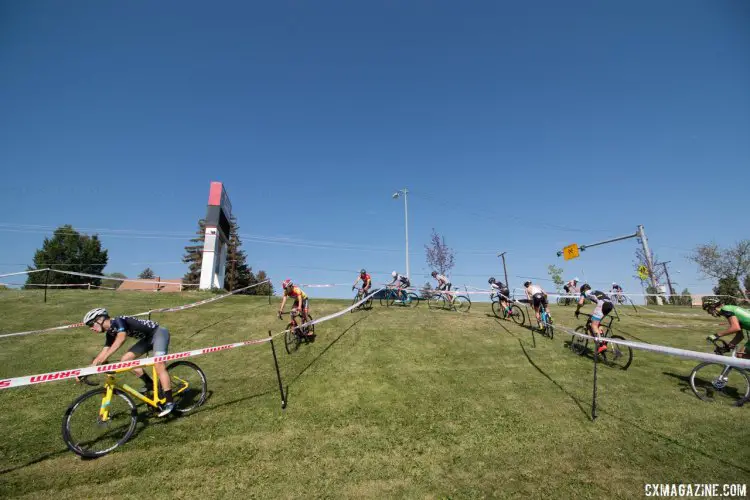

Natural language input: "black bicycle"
[351,287,373,312]
[491,293,525,325]
[570,311,632,370]
[279,310,315,354]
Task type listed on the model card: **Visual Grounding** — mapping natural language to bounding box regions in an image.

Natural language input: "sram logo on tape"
[154,352,191,363]
[0,379,10,388]
[202,345,234,354]
[97,360,141,372]
[30,369,82,383]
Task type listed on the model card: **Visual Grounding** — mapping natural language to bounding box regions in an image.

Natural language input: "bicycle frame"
[97,365,165,421]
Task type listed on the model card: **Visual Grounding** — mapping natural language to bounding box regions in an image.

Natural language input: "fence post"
[268,330,287,409]
[592,342,599,421]
[43,269,50,303]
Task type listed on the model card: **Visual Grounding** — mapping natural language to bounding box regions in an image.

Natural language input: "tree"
[251,270,274,296]
[420,281,435,299]
[547,265,564,292]
[633,247,665,285]
[424,229,455,276]
[138,268,155,280]
[678,288,693,307]
[744,274,750,297]
[689,241,750,283]
[24,225,108,287]
[101,272,128,289]
[225,216,254,292]
[713,277,742,305]
[182,219,206,285]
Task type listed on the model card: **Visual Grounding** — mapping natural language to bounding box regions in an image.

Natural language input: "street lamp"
[392,188,410,279]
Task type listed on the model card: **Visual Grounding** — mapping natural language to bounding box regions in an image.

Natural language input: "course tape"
[544,319,750,370]
[0,269,50,279]
[0,285,381,390]
[0,280,270,340]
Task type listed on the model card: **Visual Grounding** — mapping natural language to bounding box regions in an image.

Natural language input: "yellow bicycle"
[62,360,207,458]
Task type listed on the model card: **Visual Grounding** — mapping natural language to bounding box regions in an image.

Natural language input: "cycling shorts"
[532,293,548,308]
[591,300,613,322]
[128,327,170,357]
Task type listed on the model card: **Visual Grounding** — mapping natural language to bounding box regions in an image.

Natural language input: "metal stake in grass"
[268,330,287,409]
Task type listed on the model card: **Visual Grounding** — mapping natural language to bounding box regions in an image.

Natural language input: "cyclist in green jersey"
[703,298,750,359]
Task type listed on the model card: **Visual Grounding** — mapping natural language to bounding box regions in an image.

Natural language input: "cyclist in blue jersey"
[82,308,174,416]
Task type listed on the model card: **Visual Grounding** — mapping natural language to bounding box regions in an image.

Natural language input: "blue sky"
[1,0,748,298]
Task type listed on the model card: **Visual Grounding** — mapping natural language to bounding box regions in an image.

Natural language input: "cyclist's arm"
[717,315,742,336]
[296,295,303,309]
[93,332,127,364]
[278,295,287,314]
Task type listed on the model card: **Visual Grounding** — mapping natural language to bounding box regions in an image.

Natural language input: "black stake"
[268,330,287,409]
[592,339,599,421]
[43,268,50,303]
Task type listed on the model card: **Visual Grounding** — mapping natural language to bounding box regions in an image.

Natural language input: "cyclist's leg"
[151,327,172,394]
[125,338,152,386]
[532,294,542,322]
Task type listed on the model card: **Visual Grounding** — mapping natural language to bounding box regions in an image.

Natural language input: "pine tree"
[25,225,108,287]
[252,270,274,296]
[225,216,254,292]
[138,268,155,279]
[182,219,206,285]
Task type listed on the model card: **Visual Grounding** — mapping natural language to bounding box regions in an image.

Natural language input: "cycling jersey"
[526,285,543,296]
[104,316,159,347]
[392,274,410,287]
[718,305,750,330]
[359,273,371,285]
[490,283,510,298]
[581,290,612,321]
[285,286,308,300]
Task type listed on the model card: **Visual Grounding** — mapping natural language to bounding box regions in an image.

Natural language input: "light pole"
[497,252,509,290]
[392,188,410,279]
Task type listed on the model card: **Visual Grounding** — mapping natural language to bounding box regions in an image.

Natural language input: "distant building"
[118,278,185,293]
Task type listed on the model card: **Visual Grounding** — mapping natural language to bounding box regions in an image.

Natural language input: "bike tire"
[571,326,589,356]
[285,322,300,354]
[304,314,315,336]
[491,301,502,318]
[690,363,750,405]
[62,387,138,458]
[510,306,525,326]
[428,295,446,310]
[167,361,208,413]
[351,294,359,313]
[545,316,554,339]
[454,295,471,313]
[406,292,420,308]
[602,335,632,370]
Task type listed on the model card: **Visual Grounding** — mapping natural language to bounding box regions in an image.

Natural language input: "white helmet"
[83,308,108,326]
[392,271,397,278]
[573,277,579,282]
[612,282,617,286]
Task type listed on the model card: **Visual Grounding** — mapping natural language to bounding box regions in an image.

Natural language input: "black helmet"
[580,283,591,293]
[702,297,722,311]
[488,277,496,284]
[523,281,531,287]
[431,271,437,277]
[360,269,366,274]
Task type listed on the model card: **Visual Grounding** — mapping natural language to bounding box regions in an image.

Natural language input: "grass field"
[0,290,748,499]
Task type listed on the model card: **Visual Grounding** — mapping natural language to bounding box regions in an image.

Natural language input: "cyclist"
[523,280,549,329]
[352,268,372,297]
[390,271,411,303]
[82,308,174,417]
[431,271,453,303]
[488,277,510,311]
[703,298,750,359]
[278,279,311,334]
[610,282,624,303]
[575,284,613,354]
[563,277,580,295]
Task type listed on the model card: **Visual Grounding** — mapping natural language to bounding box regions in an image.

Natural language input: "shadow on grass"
[596,407,750,475]
[661,371,695,396]
[0,449,70,475]
[188,315,235,338]
[517,339,592,421]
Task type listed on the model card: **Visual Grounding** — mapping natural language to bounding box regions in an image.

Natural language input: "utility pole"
[637,224,662,305]
[497,252,509,290]
[392,189,410,279]
[660,261,675,296]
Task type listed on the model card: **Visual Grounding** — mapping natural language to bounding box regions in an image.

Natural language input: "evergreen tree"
[225,216,255,292]
[25,225,108,287]
[182,219,206,285]
[138,268,155,280]
[102,272,128,289]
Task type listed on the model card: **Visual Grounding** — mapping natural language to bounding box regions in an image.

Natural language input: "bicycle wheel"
[406,292,420,308]
[167,361,208,413]
[304,314,315,336]
[601,335,632,370]
[351,294,360,313]
[491,301,501,318]
[429,295,446,310]
[285,322,300,354]
[545,315,554,339]
[690,363,750,405]
[510,306,525,326]
[62,388,138,458]
[364,296,373,309]
[454,295,471,313]
[570,326,589,356]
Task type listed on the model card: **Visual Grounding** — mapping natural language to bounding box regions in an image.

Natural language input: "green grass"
[0,290,748,498]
